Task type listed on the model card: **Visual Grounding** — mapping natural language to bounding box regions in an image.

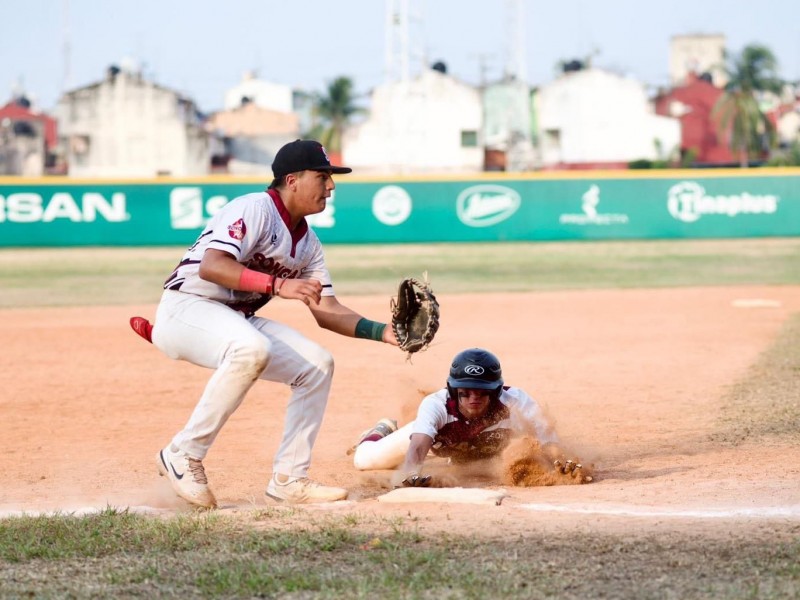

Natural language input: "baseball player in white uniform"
[352,348,567,487]
[130,140,398,508]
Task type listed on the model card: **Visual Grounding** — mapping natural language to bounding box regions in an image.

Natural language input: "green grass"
[1,508,799,598]
[711,313,800,446]
[1,238,799,308]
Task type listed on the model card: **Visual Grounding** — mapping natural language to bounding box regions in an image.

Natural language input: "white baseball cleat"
[157,446,217,509]
[266,475,348,504]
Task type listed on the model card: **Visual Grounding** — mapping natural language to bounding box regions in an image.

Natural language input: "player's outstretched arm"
[308,296,398,346]
[391,433,434,488]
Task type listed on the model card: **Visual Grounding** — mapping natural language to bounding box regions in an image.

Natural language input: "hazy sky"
[3,0,799,113]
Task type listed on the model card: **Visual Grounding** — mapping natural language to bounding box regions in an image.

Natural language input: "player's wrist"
[238,268,276,294]
[355,318,386,341]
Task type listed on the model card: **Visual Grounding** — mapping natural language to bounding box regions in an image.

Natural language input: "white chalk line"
[518,503,800,519]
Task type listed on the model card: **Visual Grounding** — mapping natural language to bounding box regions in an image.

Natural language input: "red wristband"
[238,269,275,294]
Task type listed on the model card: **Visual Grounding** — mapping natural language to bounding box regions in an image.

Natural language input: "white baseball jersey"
[163,189,333,316]
[352,386,559,470]
[412,387,559,459]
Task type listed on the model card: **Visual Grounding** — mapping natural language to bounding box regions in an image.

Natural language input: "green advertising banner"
[0,169,798,247]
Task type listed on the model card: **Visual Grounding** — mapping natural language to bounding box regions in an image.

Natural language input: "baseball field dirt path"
[2,286,799,538]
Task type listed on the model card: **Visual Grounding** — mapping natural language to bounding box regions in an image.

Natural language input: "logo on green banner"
[667,182,779,223]
[456,185,520,227]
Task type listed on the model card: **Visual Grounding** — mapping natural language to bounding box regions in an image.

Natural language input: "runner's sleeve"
[410,391,449,439]
[503,387,560,444]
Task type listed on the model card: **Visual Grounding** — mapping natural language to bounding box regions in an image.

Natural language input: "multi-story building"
[206,100,299,175]
[533,67,681,169]
[653,72,735,166]
[343,67,483,174]
[0,97,59,176]
[55,65,212,177]
[669,34,728,89]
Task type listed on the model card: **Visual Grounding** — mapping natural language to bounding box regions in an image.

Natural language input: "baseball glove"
[390,274,440,355]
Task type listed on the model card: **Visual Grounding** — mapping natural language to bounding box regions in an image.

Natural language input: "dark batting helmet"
[446,348,504,400]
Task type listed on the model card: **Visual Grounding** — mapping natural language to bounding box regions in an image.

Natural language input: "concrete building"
[534,68,681,169]
[206,101,300,175]
[0,98,59,176]
[653,73,735,165]
[669,34,727,89]
[342,68,483,174]
[223,71,294,113]
[482,78,537,171]
[55,65,211,177]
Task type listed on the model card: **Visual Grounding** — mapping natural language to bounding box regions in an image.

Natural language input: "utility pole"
[384,0,426,83]
[469,52,495,88]
[62,0,72,96]
[505,0,527,81]
[385,0,409,83]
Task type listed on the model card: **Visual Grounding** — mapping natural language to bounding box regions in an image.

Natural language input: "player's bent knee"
[308,347,335,378]
[229,338,270,375]
[319,349,334,376]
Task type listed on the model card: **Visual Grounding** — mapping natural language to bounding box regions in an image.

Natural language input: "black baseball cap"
[271,139,352,178]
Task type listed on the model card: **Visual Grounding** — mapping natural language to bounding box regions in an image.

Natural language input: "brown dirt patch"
[2,286,799,538]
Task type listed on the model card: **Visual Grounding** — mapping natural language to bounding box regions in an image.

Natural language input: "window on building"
[461,130,478,147]
[544,129,561,150]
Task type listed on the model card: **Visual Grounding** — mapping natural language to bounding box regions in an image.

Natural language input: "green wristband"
[355,318,386,342]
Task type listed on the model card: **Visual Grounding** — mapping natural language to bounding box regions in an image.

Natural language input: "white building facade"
[223,72,294,113]
[534,68,681,168]
[55,67,211,177]
[343,69,483,174]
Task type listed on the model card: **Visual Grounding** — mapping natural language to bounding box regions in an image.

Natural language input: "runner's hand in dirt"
[391,470,432,489]
[553,458,593,483]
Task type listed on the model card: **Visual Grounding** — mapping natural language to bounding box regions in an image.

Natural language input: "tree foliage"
[712,45,783,167]
[306,76,363,154]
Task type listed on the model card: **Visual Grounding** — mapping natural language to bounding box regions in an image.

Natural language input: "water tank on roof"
[431,61,448,74]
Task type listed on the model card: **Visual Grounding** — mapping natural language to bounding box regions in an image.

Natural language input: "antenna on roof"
[384,0,426,83]
[61,0,72,95]
[505,0,527,81]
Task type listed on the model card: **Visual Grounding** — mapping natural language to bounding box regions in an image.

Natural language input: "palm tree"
[713,45,783,167]
[307,76,362,155]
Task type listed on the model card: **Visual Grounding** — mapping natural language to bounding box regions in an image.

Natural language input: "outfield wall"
[0,169,798,247]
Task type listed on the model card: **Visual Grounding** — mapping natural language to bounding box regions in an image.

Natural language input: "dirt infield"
[2,286,799,537]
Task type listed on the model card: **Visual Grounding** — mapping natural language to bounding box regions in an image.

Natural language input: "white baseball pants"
[152,290,334,478]
[352,423,416,470]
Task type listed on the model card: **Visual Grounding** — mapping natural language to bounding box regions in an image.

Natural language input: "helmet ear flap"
[447,383,456,402]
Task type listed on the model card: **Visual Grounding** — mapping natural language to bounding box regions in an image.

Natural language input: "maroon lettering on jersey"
[248,253,300,279]
[228,218,246,240]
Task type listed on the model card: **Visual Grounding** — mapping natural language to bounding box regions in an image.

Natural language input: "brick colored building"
[0,99,59,175]
[653,73,735,166]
